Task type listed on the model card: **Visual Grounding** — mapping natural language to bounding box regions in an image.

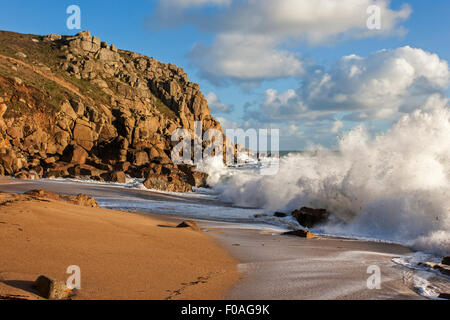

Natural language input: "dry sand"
[0,192,239,300]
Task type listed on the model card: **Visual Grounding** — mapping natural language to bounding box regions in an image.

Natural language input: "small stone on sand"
[283,229,317,239]
[176,220,201,231]
[33,275,72,300]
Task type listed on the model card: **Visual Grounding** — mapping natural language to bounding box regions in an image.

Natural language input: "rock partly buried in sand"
[274,212,287,218]
[176,220,201,231]
[24,189,98,208]
[254,214,268,218]
[68,194,99,208]
[291,207,328,228]
[433,264,450,277]
[283,229,317,239]
[442,256,450,266]
[438,293,450,300]
[33,275,72,300]
[25,189,61,200]
[418,261,450,276]
[143,174,193,193]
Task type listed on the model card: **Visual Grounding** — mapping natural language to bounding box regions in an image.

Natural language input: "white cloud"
[331,120,344,133]
[190,34,303,82]
[206,92,234,113]
[248,47,449,122]
[216,116,240,131]
[230,46,450,149]
[152,0,411,82]
[420,93,449,112]
[284,123,304,138]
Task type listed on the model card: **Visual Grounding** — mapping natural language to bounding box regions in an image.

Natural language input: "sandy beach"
[0,188,239,300]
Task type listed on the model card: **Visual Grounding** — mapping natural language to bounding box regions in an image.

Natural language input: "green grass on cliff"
[0,30,109,117]
[154,96,177,120]
[0,30,180,122]
[0,31,64,73]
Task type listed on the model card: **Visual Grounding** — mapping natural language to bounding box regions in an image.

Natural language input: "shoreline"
[0,178,439,254]
[1,178,448,300]
[208,224,424,300]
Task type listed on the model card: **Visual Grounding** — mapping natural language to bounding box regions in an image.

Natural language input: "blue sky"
[0,0,449,150]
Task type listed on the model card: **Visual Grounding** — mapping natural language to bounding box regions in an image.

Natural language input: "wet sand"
[204,223,426,300]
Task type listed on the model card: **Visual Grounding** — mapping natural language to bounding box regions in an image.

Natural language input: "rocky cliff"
[0,30,226,192]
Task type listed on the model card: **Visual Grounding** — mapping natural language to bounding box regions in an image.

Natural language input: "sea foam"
[201,102,450,255]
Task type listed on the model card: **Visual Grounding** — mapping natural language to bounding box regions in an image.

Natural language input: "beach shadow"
[157,224,177,228]
[1,280,41,297]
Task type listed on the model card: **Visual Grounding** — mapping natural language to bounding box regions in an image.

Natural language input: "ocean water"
[197,103,450,257]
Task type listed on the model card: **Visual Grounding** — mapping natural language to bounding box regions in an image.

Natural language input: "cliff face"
[0,30,224,191]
